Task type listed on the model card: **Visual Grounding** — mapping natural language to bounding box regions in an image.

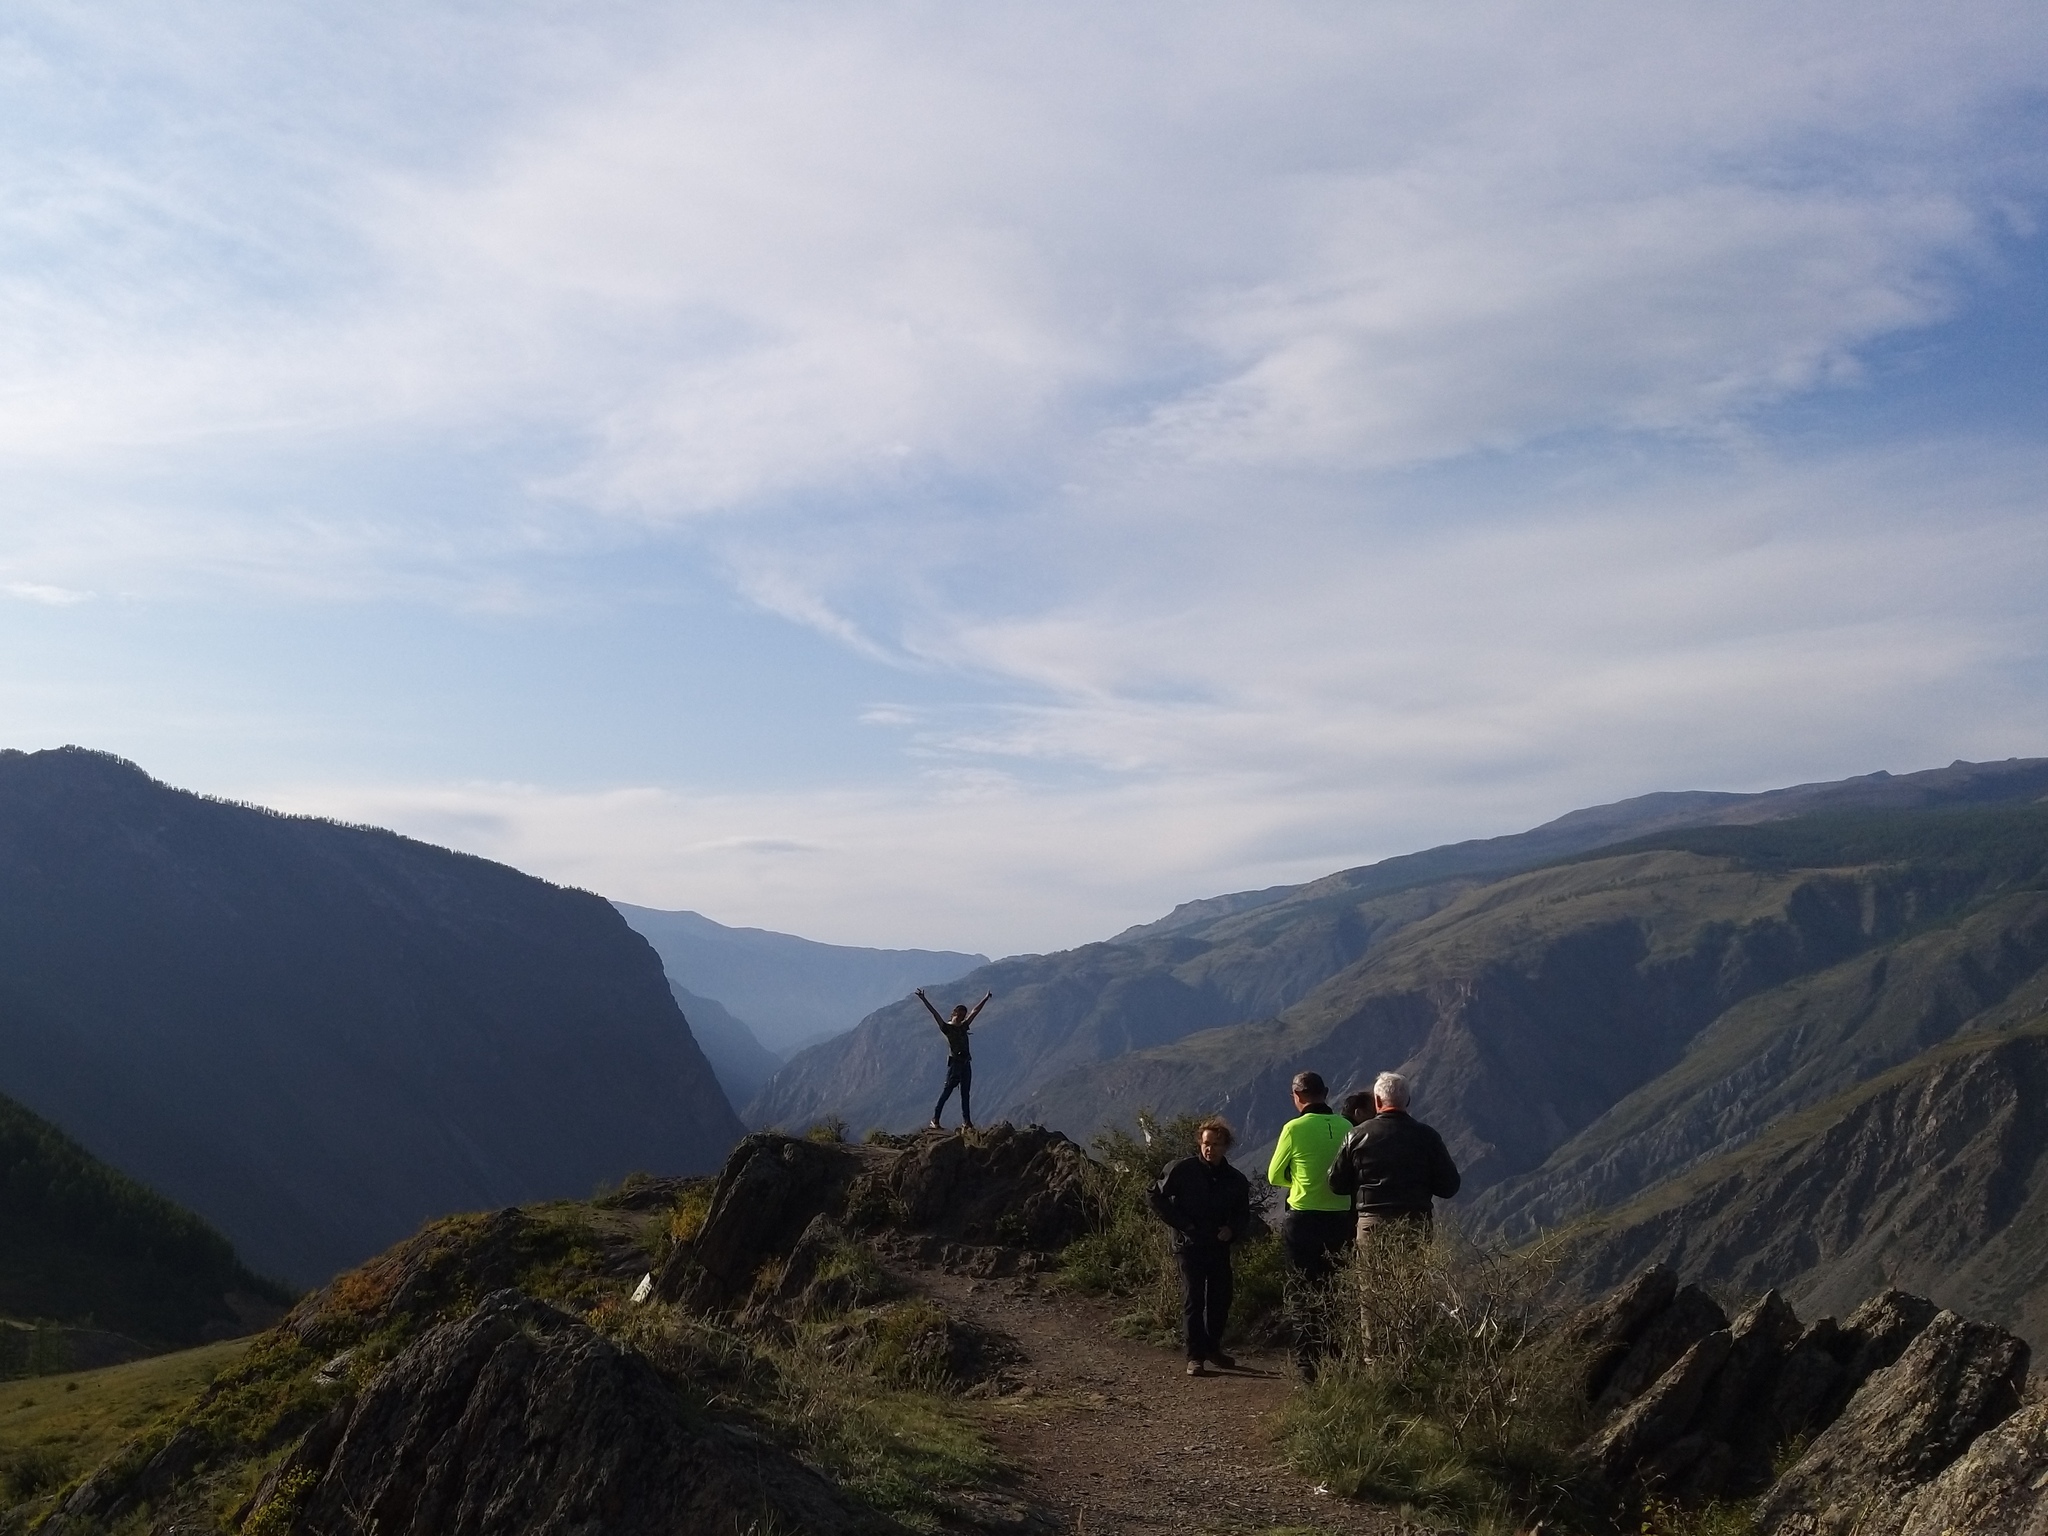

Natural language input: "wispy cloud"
[3,2,2044,949]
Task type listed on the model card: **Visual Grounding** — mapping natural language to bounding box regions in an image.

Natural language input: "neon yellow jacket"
[1267,1109,1353,1212]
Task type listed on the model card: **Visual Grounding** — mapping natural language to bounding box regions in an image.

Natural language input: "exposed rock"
[1896,1399,2048,1536]
[887,1123,1091,1248]
[1692,1290,1806,1497]
[1593,1283,1729,1417]
[261,1290,866,1536]
[1755,1309,2032,1536]
[1561,1263,1679,1400]
[1833,1289,1942,1409]
[1760,1320,1848,1460]
[771,1213,891,1316]
[656,1133,867,1311]
[1583,1329,1733,1479]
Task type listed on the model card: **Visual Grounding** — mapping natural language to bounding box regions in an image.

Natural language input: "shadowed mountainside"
[0,747,744,1288]
[668,982,783,1109]
[0,1088,289,1355]
[750,758,2048,1136]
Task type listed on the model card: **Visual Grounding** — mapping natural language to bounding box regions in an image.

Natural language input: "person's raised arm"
[962,991,994,1026]
[913,988,948,1027]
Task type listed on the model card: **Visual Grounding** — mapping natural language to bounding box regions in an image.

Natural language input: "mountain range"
[749,757,2048,1344]
[0,747,743,1288]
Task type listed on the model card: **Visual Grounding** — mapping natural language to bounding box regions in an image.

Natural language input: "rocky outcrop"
[249,1290,866,1536]
[1754,1310,2030,1536]
[658,1124,1094,1313]
[886,1122,1091,1248]
[1570,1271,2030,1516]
[1895,1399,2048,1536]
[657,1133,868,1310]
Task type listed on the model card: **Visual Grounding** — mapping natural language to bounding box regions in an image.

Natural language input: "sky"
[2,1,2045,956]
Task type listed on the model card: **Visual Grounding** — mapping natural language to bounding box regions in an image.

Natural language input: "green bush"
[1282,1226,1592,1533]
[0,1442,72,1502]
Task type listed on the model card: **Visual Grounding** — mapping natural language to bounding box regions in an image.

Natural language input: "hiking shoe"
[927,1120,942,1131]
[1185,1360,1208,1377]
[1206,1353,1237,1370]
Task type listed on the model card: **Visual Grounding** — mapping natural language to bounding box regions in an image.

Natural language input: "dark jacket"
[1148,1154,1252,1251]
[1325,1110,1460,1217]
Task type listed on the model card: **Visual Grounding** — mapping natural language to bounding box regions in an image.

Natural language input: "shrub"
[0,1442,72,1502]
[1282,1225,1593,1532]
[804,1117,848,1145]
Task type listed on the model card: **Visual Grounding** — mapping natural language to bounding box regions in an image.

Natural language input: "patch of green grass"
[0,1339,248,1516]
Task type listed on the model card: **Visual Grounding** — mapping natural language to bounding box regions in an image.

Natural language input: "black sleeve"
[1325,1130,1359,1197]
[1226,1170,1251,1241]
[1428,1130,1461,1200]
[1147,1164,1191,1232]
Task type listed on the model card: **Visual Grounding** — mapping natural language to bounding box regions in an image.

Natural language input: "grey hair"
[1373,1071,1411,1109]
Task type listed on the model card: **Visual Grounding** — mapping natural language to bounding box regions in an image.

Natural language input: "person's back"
[1266,1070,1354,1379]
[1267,1098,1352,1215]
[1327,1071,1459,1235]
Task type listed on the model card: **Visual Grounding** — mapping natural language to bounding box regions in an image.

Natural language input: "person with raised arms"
[916,986,993,1130]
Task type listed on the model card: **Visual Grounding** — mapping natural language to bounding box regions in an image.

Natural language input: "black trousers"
[1280,1209,1353,1376]
[1176,1244,1234,1361]
[933,1057,972,1124]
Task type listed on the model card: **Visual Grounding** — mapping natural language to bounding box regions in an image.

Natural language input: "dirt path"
[913,1268,1413,1536]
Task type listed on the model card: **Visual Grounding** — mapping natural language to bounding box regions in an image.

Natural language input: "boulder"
[1562,1264,1679,1401]
[888,1123,1091,1248]
[1831,1289,1941,1411]
[253,1290,866,1536]
[1760,1320,1848,1460]
[1593,1283,1729,1417]
[1692,1291,1807,1498]
[656,1133,862,1311]
[1896,1399,2048,1536]
[1583,1329,1734,1480]
[1754,1310,2031,1536]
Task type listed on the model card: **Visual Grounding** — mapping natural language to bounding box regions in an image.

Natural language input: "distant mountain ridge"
[0,747,744,1287]
[614,903,986,1055]
[749,757,2048,1136]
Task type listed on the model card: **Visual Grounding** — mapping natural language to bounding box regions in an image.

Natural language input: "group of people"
[1146,1069,1460,1378]
[910,988,1459,1380]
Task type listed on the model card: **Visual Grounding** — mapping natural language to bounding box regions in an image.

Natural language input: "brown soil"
[911,1266,1417,1536]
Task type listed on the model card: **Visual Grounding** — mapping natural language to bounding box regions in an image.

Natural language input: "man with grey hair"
[1325,1071,1461,1243]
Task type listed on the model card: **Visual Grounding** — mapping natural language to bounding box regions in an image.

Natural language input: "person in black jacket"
[1147,1117,1253,1376]
[1325,1071,1460,1245]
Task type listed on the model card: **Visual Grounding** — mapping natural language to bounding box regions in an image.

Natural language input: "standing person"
[1147,1117,1252,1377]
[916,987,992,1130]
[1266,1071,1354,1379]
[1326,1071,1460,1245]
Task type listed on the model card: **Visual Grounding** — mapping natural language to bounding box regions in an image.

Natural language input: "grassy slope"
[0,1341,249,1506]
[0,1090,288,1348]
[0,1184,1015,1535]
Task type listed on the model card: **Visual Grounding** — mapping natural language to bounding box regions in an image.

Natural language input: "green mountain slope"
[0,1089,288,1348]
[749,758,2048,1135]
[1025,806,2048,1200]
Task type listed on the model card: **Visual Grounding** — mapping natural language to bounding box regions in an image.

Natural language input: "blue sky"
[3,1,2045,954]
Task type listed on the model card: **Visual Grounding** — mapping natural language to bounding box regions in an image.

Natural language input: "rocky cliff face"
[0,748,744,1286]
[1557,1023,2048,1350]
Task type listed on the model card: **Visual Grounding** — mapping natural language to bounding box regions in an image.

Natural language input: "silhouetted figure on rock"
[916,987,993,1129]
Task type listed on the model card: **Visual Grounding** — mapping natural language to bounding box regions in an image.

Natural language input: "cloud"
[4,582,90,605]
